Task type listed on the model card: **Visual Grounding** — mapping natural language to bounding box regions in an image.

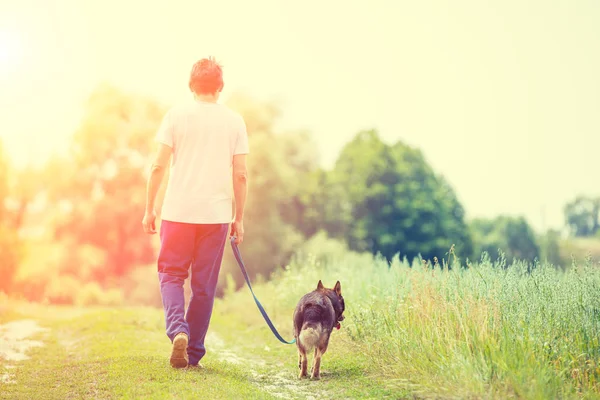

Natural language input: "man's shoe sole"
[170,335,189,368]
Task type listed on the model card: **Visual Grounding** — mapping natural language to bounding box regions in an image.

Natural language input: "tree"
[325,130,473,263]
[470,216,540,264]
[0,140,23,293]
[47,84,166,285]
[564,196,600,237]
[284,167,352,239]
[538,229,563,268]
[276,129,321,237]
[216,94,309,292]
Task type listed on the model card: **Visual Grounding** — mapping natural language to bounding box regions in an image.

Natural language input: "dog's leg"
[310,347,318,375]
[311,348,322,380]
[311,338,329,380]
[298,344,308,379]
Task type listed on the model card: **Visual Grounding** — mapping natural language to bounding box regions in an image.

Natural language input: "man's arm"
[142,144,172,233]
[231,154,248,243]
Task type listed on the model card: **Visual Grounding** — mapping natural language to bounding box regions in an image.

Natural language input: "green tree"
[470,216,540,264]
[217,94,308,292]
[564,196,600,237]
[538,229,564,268]
[285,167,352,239]
[326,130,472,263]
[276,129,321,237]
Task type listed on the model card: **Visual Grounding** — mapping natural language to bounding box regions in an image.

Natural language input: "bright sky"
[1,0,599,233]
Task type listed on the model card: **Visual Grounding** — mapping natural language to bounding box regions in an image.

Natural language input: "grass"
[2,234,600,399]
[0,306,279,400]
[0,304,402,399]
[252,234,600,399]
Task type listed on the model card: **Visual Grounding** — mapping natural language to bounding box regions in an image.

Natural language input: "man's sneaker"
[170,333,189,368]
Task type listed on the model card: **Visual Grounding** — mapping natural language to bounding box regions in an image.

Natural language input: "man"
[142,57,249,369]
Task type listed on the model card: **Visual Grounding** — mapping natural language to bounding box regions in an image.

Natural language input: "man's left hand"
[142,211,157,234]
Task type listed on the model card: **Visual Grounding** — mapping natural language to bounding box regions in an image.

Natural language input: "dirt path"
[206,331,330,400]
[0,319,328,399]
[0,319,48,384]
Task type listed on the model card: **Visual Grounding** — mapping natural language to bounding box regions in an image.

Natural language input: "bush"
[43,275,82,305]
[76,282,123,306]
[122,265,163,307]
[560,237,600,266]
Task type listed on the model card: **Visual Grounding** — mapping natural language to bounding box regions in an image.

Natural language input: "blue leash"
[229,236,296,345]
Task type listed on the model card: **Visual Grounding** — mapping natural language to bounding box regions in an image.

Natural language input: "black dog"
[293,280,345,379]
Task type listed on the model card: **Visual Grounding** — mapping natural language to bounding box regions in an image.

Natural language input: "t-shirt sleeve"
[155,110,174,148]
[234,116,249,155]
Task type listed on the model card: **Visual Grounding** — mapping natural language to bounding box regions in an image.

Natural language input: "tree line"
[0,85,594,302]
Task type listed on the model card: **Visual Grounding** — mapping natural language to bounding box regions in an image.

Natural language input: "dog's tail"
[299,324,322,350]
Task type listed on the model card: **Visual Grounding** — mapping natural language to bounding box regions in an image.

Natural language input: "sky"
[0,0,599,233]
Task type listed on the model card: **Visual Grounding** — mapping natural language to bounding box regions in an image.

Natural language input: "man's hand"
[231,219,244,244]
[143,143,171,235]
[232,154,247,245]
[143,211,157,234]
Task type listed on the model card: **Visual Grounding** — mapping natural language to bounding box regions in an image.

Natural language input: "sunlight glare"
[0,30,22,75]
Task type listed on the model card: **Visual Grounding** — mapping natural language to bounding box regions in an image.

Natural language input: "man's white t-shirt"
[155,99,249,224]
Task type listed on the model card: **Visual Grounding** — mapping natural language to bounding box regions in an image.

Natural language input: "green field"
[1,243,600,399]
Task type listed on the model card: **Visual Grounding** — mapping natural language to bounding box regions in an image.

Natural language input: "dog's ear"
[333,281,342,295]
[317,280,324,290]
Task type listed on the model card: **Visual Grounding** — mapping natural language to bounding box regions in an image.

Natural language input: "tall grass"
[248,233,600,399]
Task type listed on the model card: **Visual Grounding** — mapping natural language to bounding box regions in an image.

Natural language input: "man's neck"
[194,93,219,103]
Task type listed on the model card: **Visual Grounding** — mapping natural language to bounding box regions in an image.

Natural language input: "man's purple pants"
[157,220,229,366]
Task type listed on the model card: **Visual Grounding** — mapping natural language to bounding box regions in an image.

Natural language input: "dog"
[293,280,345,379]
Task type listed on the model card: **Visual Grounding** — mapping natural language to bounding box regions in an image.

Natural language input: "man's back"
[156,99,249,224]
